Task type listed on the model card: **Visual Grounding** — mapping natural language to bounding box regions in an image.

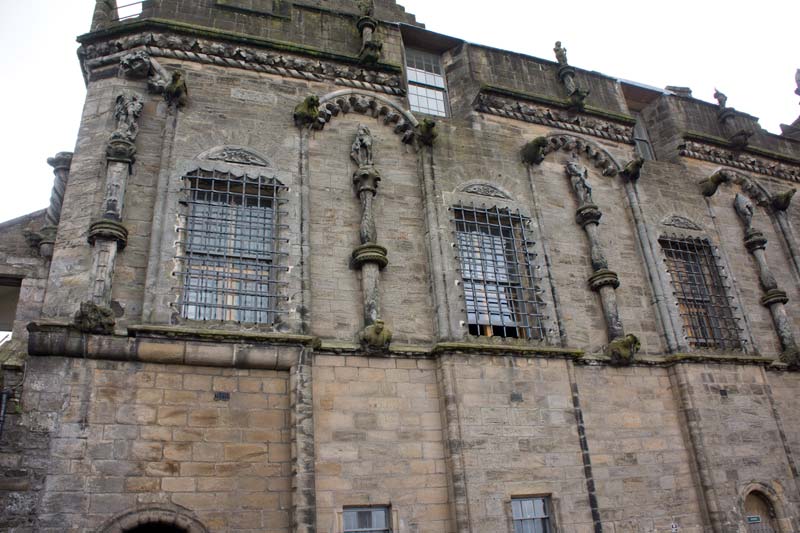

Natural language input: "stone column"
[356,1,382,65]
[553,41,589,111]
[36,152,73,258]
[290,348,316,533]
[734,194,800,368]
[86,91,142,309]
[565,157,639,364]
[349,125,392,350]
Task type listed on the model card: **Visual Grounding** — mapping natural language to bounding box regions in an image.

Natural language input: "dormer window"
[405,49,448,117]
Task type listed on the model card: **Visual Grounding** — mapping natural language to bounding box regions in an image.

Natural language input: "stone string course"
[680,140,800,182]
[81,33,405,96]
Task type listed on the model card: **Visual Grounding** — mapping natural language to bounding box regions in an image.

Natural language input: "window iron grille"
[343,507,391,533]
[659,235,743,350]
[511,497,552,533]
[405,49,448,117]
[176,169,289,324]
[451,203,547,340]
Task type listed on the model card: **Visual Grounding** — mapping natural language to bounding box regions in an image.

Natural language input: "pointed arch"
[533,133,623,177]
[700,167,772,205]
[310,89,419,143]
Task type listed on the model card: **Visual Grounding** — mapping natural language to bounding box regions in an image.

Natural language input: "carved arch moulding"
[699,167,794,208]
[97,505,210,533]
[521,133,623,177]
[294,89,422,145]
[458,182,513,200]
[197,145,272,167]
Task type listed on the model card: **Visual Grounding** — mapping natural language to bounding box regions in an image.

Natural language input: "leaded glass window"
[659,235,742,350]
[452,204,546,340]
[405,48,448,117]
[178,169,285,324]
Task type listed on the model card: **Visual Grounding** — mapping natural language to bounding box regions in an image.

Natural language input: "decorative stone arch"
[312,89,419,143]
[660,214,705,232]
[738,482,790,532]
[96,505,209,533]
[528,133,623,177]
[699,167,772,206]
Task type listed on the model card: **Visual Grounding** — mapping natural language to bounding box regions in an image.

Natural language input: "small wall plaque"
[214,391,231,401]
[746,516,762,524]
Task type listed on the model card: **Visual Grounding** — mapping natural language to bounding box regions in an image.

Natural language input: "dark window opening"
[452,204,546,340]
[660,236,742,350]
[0,277,22,344]
[177,169,287,324]
[126,523,188,533]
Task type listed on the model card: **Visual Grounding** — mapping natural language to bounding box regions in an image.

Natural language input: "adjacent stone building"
[2,1,800,531]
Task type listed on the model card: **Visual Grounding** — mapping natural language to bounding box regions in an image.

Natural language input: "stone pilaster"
[36,152,73,258]
[734,193,800,368]
[291,349,316,533]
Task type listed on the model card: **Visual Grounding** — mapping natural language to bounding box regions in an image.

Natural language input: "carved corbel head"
[416,118,437,147]
[520,137,548,166]
[606,334,640,366]
[699,170,731,197]
[293,95,320,128]
[621,156,645,181]
[119,50,152,79]
[771,189,796,212]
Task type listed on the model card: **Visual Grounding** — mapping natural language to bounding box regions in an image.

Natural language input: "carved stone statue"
[713,88,727,108]
[358,0,375,17]
[111,92,144,142]
[734,193,754,231]
[351,124,374,167]
[554,41,568,66]
[565,157,593,206]
[164,70,189,107]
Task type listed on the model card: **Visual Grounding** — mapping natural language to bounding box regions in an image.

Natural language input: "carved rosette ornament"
[349,124,392,350]
[564,156,637,363]
[733,194,800,369]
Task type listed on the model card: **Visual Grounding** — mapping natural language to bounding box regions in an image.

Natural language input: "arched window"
[744,491,778,532]
[177,168,285,324]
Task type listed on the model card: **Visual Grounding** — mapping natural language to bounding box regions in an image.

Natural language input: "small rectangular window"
[343,507,391,533]
[452,204,546,340]
[178,169,284,324]
[511,497,552,533]
[405,49,448,117]
[659,236,742,350]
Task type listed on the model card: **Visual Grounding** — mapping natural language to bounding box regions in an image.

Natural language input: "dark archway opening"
[126,524,188,533]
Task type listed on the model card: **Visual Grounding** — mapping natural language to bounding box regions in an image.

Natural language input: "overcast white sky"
[0,0,797,223]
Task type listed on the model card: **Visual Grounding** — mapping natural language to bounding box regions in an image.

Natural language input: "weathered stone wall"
[9,356,291,533]
[313,353,450,532]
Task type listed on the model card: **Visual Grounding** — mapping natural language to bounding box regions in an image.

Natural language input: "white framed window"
[177,169,285,324]
[343,507,392,533]
[511,497,553,533]
[405,48,448,117]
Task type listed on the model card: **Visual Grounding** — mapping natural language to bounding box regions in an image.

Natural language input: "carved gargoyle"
[73,301,116,335]
[358,319,392,351]
[568,88,590,111]
[621,157,644,181]
[606,334,640,366]
[359,39,383,66]
[728,129,753,151]
[520,137,548,165]
[771,189,796,212]
[699,170,731,197]
[417,118,437,147]
[293,95,320,127]
[164,70,189,107]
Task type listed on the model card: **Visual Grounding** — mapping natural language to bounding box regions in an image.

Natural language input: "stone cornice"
[79,21,405,96]
[475,86,635,144]
[679,132,800,182]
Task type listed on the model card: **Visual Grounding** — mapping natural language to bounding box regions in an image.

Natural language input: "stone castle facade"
[2,1,800,531]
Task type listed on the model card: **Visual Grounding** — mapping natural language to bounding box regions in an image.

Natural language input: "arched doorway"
[125,525,188,533]
[744,491,778,533]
